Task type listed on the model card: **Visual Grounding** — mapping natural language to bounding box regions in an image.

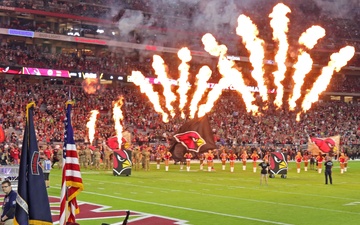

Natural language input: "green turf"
[47,161,360,225]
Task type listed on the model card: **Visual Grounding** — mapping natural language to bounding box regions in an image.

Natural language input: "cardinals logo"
[174,131,206,153]
[310,137,335,153]
[269,152,288,175]
[113,150,132,176]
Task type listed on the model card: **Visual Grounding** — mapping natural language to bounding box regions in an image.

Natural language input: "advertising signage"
[8,29,34,38]
[22,67,70,78]
[69,71,124,81]
[0,66,22,74]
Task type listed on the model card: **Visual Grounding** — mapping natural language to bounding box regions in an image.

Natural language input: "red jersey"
[316,156,324,163]
[295,156,302,163]
[185,153,192,159]
[251,154,259,161]
[339,156,345,163]
[229,154,237,161]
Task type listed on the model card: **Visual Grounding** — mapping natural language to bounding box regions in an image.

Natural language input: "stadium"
[0,0,360,224]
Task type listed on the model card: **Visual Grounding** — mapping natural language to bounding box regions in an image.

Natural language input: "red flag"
[59,102,84,225]
[308,135,340,156]
[169,115,217,161]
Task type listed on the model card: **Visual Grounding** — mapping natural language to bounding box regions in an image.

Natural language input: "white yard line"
[80,190,294,225]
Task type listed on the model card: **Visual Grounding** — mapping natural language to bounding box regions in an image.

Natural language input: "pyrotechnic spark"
[152,55,177,118]
[269,3,291,107]
[113,96,124,149]
[177,47,192,118]
[236,15,267,102]
[189,66,212,119]
[130,71,169,122]
[86,110,99,145]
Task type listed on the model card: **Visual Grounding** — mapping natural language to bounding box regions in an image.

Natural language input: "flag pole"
[65,100,75,223]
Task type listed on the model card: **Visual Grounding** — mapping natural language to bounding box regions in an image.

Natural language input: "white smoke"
[117,9,145,37]
[313,0,359,18]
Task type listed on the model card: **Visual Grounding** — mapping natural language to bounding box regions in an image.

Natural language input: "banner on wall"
[0,66,22,74]
[22,67,70,78]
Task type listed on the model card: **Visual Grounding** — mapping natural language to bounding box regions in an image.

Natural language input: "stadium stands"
[0,0,359,163]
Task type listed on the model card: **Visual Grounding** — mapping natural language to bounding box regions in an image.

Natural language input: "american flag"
[59,101,84,225]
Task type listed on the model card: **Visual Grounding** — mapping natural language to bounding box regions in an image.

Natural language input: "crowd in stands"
[0,73,360,165]
[1,39,360,92]
[1,0,360,54]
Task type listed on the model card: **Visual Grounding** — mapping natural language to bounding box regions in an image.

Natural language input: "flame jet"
[236,15,267,102]
[198,33,258,118]
[269,3,291,107]
[189,66,212,119]
[130,71,169,122]
[289,26,326,110]
[298,46,355,120]
[152,55,177,118]
[177,47,192,118]
[86,110,99,145]
[113,96,124,149]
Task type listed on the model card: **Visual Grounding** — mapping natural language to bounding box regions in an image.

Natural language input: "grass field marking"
[201,192,360,215]
[343,202,360,206]
[78,176,359,201]
[80,190,294,225]
[116,212,190,225]
[155,178,357,201]
[63,178,360,216]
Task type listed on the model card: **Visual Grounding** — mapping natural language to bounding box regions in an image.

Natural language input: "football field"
[47,160,360,225]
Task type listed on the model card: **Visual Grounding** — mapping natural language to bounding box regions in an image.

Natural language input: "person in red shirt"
[250,150,259,173]
[205,150,214,172]
[295,152,302,173]
[43,145,52,161]
[220,148,228,171]
[155,146,164,170]
[228,150,237,173]
[10,146,20,165]
[164,150,172,172]
[184,152,193,172]
[344,153,349,172]
[199,153,205,171]
[316,153,324,174]
[302,151,309,172]
[338,153,346,174]
[240,150,248,171]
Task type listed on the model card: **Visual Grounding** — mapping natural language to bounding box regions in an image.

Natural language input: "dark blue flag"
[14,102,52,225]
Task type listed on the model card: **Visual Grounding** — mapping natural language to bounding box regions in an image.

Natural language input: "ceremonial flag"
[59,101,84,225]
[308,135,340,156]
[169,114,217,161]
[14,102,52,225]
